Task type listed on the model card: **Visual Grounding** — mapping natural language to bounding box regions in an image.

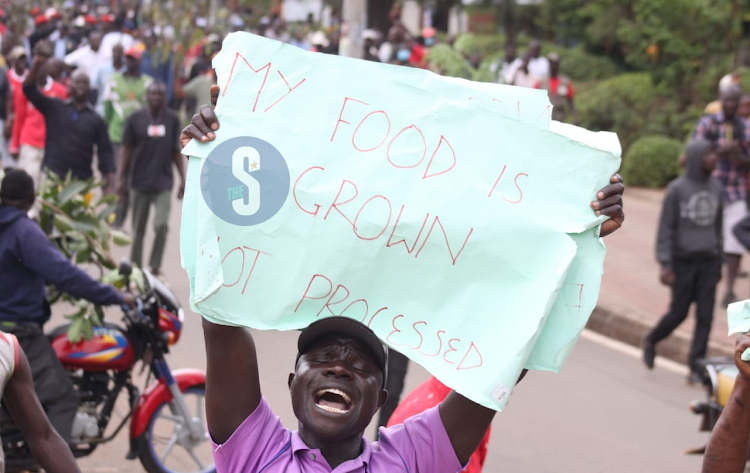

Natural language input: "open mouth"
[314,388,353,414]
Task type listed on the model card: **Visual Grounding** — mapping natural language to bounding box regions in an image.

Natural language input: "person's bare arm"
[173,149,186,199]
[116,144,132,198]
[202,319,261,444]
[180,85,626,453]
[181,92,261,444]
[702,333,750,473]
[4,348,82,473]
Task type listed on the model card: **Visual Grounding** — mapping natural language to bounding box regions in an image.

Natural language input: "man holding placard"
[181,80,625,472]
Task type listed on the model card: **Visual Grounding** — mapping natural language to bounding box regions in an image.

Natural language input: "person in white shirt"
[509,52,541,89]
[64,31,103,80]
[490,43,518,84]
[526,39,550,80]
[99,16,133,64]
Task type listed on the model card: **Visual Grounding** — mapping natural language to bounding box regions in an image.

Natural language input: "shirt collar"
[290,431,371,471]
[64,99,95,112]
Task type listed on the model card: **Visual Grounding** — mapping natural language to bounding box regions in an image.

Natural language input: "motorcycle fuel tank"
[52,326,135,371]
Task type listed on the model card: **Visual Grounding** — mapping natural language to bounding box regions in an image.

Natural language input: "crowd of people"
[642,78,750,387]
[0,4,201,274]
[2,3,750,473]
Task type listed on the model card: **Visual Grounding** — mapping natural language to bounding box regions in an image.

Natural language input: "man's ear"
[378,389,389,410]
[288,372,295,391]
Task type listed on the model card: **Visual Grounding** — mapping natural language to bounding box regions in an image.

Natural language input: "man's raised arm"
[202,320,261,444]
[180,90,261,444]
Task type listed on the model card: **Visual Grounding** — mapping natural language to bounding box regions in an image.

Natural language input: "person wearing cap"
[28,15,56,54]
[23,42,115,188]
[7,46,28,161]
[104,45,152,227]
[545,53,578,124]
[179,86,626,473]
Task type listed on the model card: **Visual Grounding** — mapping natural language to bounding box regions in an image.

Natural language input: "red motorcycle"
[2,262,215,473]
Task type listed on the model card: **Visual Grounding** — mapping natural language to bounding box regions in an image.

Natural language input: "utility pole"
[342,0,367,58]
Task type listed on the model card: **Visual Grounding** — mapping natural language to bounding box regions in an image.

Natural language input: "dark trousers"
[378,349,409,427]
[112,144,128,227]
[2,323,79,440]
[130,189,172,272]
[647,257,721,374]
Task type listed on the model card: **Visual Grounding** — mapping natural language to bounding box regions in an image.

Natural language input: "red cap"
[34,15,48,26]
[30,7,40,16]
[100,13,115,23]
[124,46,142,60]
[0,9,6,18]
[84,14,97,25]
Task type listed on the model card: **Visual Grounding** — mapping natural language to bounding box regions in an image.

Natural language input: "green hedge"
[577,73,664,150]
[547,45,622,82]
[621,135,682,188]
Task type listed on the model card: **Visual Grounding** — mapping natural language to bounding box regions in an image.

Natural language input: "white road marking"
[580,329,690,376]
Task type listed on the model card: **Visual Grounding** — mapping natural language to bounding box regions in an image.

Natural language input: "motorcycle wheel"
[135,385,216,473]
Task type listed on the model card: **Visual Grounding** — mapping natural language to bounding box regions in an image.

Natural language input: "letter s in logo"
[231,146,261,216]
[201,137,290,227]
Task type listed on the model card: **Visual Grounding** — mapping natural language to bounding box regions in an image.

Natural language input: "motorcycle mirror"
[119,259,133,277]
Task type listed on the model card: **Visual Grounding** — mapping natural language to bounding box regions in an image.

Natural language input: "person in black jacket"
[0,169,134,441]
[643,139,723,384]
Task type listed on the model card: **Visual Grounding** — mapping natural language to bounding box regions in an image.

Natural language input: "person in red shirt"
[386,376,491,473]
[14,62,68,189]
[545,53,578,124]
[7,46,28,160]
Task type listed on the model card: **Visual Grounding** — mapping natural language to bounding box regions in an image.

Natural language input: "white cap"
[310,31,329,47]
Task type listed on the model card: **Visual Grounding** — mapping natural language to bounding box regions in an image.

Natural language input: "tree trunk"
[503,0,515,44]
[367,0,395,35]
[432,0,456,32]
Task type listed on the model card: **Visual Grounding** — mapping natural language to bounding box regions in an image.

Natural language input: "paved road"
[51,197,710,473]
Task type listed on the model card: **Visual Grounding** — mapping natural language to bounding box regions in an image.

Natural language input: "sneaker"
[642,338,656,370]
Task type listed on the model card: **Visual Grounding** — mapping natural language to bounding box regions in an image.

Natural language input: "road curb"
[586,304,734,365]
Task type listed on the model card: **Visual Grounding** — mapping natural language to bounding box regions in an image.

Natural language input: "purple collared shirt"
[212,397,463,473]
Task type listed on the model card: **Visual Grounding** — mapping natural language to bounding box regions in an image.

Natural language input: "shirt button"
[309,453,316,460]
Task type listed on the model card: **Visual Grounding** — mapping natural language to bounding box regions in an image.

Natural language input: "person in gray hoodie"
[642,139,723,383]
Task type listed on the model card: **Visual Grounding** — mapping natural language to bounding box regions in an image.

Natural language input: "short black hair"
[0,169,34,202]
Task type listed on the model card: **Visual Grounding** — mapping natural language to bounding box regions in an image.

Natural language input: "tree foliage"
[30,172,138,342]
[621,135,682,188]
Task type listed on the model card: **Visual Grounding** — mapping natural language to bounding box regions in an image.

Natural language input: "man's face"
[112,45,124,63]
[289,335,386,442]
[529,41,541,58]
[70,72,90,101]
[505,45,516,61]
[702,150,719,173]
[89,32,102,51]
[15,56,27,73]
[549,59,560,76]
[125,55,140,73]
[722,90,741,118]
[147,84,166,109]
